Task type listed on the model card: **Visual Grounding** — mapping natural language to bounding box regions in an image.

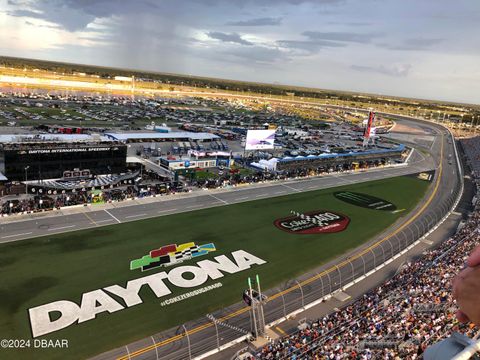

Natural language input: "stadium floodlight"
[247,277,258,338]
[24,165,29,194]
[424,332,480,360]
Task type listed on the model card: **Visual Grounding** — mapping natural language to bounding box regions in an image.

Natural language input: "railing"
[108,121,465,360]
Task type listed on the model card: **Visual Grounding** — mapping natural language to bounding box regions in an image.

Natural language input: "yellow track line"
[83,211,98,226]
[117,136,444,360]
[275,326,287,336]
[270,135,443,301]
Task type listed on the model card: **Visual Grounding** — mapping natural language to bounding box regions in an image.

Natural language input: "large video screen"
[245,129,275,150]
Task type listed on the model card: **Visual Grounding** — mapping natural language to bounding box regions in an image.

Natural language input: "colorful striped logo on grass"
[130,242,216,272]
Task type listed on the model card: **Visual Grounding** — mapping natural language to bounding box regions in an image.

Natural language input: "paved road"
[85,116,462,360]
[0,156,431,243]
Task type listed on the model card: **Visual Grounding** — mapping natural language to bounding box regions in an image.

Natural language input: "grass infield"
[0,175,429,359]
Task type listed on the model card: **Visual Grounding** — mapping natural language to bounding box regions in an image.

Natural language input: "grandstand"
[0,134,127,181]
[249,138,480,360]
[275,144,407,172]
[25,172,139,191]
[461,136,480,177]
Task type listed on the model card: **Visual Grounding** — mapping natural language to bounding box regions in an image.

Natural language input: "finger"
[456,310,470,323]
[452,276,459,298]
[452,268,471,297]
[467,245,480,267]
[458,267,474,280]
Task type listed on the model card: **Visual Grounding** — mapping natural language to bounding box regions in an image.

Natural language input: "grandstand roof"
[278,144,405,163]
[0,134,113,143]
[24,171,139,190]
[104,132,220,141]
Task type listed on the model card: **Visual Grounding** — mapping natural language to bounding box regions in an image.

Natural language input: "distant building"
[159,157,218,171]
[104,131,220,143]
[159,151,233,172]
[114,76,133,82]
[0,134,127,181]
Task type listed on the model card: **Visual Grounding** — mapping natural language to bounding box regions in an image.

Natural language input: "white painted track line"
[1,232,33,239]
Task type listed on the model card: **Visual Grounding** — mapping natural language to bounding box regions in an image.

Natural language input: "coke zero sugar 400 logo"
[274,210,350,234]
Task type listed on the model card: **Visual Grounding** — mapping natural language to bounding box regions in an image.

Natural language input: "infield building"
[0,134,127,182]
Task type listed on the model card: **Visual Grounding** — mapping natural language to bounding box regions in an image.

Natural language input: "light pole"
[182,324,192,360]
[24,166,30,194]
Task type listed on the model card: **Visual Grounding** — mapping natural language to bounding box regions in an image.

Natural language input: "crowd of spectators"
[1,163,335,215]
[254,143,479,359]
[461,136,480,179]
[189,160,384,190]
[0,182,184,216]
[0,153,393,216]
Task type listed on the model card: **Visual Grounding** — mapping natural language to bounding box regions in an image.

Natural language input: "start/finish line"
[28,250,267,338]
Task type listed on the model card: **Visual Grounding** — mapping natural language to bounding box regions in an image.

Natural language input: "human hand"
[452,263,480,324]
[466,245,480,267]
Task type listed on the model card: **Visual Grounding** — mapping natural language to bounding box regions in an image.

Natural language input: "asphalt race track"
[0,117,462,360]
[0,161,431,243]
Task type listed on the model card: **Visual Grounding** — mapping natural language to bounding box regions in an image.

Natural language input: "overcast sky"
[1,0,479,104]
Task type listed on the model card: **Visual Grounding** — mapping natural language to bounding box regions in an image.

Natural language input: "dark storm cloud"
[7,0,26,5]
[7,0,158,31]
[206,32,254,46]
[5,0,345,32]
[24,20,59,29]
[8,9,44,19]
[277,39,346,54]
[328,21,373,26]
[380,38,444,51]
[277,30,358,55]
[8,6,96,31]
[302,31,380,43]
[191,0,343,5]
[351,64,412,77]
[220,45,287,64]
[226,17,283,26]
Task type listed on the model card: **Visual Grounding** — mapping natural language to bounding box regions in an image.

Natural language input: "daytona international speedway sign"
[28,248,266,338]
[274,210,350,234]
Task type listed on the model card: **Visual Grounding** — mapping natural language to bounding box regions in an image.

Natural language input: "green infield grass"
[0,174,430,359]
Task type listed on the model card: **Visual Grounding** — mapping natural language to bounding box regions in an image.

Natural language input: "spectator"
[254,139,480,360]
[452,244,480,325]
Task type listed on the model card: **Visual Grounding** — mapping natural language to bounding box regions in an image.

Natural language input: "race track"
[0,117,462,360]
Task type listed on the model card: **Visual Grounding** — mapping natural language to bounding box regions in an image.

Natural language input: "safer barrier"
[109,122,464,360]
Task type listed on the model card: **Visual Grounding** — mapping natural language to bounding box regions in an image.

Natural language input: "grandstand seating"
[253,138,479,360]
[461,136,480,177]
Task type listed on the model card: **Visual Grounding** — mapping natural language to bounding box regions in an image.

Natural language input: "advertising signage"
[245,130,275,150]
[274,210,350,234]
[25,146,120,154]
[28,248,266,337]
